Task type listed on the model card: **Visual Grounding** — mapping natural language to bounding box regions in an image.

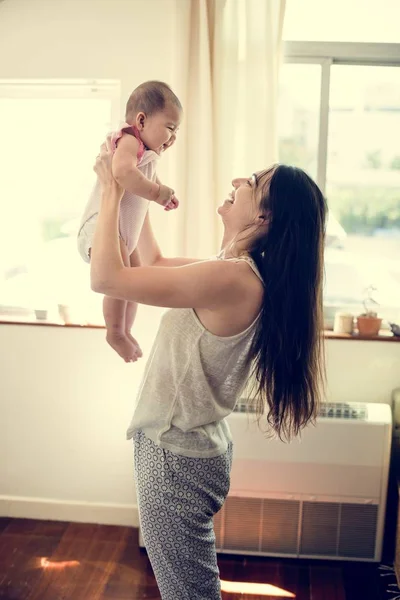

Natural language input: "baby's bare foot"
[126,332,143,358]
[106,332,140,363]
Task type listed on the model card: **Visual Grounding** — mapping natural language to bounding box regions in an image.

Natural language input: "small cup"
[34,309,48,320]
[333,312,354,334]
[58,304,72,325]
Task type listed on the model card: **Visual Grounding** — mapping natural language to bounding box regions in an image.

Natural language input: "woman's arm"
[90,189,240,309]
[90,139,239,310]
[92,252,247,309]
[137,213,204,268]
[90,182,125,291]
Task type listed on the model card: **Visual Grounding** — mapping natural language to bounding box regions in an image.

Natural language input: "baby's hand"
[106,331,141,363]
[164,195,179,211]
[155,184,175,208]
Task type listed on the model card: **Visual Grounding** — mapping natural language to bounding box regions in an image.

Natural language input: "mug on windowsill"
[34,309,48,321]
[333,312,354,335]
[58,304,72,325]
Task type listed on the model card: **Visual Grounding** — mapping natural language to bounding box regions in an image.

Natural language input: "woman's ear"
[258,212,271,228]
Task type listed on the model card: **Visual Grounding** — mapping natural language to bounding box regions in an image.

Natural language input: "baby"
[77,81,182,362]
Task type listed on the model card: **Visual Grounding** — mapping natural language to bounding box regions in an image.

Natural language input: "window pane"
[0,91,115,324]
[325,65,400,325]
[284,0,400,43]
[278,63,321,180]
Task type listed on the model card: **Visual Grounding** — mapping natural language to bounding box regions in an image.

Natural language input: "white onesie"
[77,124,159,262]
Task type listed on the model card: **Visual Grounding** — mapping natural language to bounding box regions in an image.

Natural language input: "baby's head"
[125,81,182,155]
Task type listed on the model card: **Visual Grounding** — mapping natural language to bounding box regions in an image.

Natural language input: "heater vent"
[214,496,378,560]
[319,402,367,421]
[233,400,367,421]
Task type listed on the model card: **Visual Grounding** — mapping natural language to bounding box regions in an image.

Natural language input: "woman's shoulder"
[201,256,264,306]
[183,256,260,287]
[214,252,263,283]
[194,257,263,335]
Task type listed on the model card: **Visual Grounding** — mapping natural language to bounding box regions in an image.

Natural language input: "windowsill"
[0,316,104,329]
[1,317,399,341]
[324,329,399,342]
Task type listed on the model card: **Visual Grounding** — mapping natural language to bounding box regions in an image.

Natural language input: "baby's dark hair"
[125,81,182,120]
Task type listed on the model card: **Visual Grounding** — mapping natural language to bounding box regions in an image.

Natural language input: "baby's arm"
[113,135,174,206]
[154,176,179,212]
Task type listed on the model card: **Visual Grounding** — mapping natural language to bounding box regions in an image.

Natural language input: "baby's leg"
[103,240,140,362]
[124,248,142,357]
[103,296,138,362]
[125,300,143,358]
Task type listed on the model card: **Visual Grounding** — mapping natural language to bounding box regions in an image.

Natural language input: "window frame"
[281,42,400,334]
[0,78,121,103]
[282,41,400,194]
[0,79,121,325]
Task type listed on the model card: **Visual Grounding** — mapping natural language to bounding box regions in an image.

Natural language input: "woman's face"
[217,169,274,233]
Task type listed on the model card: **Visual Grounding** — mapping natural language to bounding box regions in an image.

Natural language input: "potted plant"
[357,285,382,336]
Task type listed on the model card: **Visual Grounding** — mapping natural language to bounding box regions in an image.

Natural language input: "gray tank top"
[126,254,263,458]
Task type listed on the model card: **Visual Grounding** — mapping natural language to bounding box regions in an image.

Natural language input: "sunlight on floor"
[221,579,296,597]
[39,557,80,569]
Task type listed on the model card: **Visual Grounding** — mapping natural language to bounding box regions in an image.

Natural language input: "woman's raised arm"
[92,255,249,310]
[136,213,203,268]
[89,136,225,309]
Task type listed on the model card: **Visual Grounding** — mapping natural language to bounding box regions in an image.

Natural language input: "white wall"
[1,323,399,526]
[0,0,177,96]
[324,338,400,405]
[1,0,400,527]
[0,0,191,256]
[0,0,185,525]
[0,312,163,526]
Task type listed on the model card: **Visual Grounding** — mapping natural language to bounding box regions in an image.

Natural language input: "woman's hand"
[94,134,124,200]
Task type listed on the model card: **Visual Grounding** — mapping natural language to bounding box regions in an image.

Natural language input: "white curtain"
[156,0,286,257]
[212,0,286,212]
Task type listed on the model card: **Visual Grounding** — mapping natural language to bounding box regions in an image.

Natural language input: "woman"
[90,137,327,600]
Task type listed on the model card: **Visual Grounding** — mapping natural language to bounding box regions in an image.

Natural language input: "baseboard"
[0,496,139,527]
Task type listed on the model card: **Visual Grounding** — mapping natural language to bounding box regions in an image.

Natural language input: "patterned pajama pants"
[133,430,233,600]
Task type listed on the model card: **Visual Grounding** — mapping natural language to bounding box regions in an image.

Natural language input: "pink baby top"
[77,124,159,261]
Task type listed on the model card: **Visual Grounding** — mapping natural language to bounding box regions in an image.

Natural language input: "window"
[277,64,321,180]
[279,32,400,326]
[0,80,120,324]
[325,65,400,323]
[283,0,400,43]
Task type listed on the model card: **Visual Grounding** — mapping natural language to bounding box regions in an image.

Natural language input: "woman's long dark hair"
[246,165,327,441]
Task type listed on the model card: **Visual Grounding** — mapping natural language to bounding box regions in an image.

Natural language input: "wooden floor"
[0,518,389,599]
